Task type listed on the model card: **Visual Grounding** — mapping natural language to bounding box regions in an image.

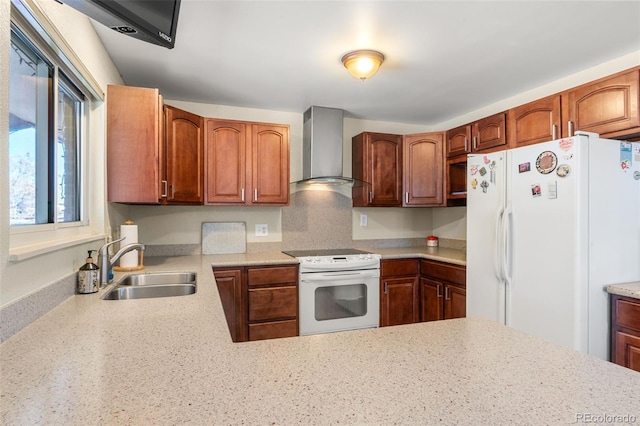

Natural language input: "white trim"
[9,232,105,261]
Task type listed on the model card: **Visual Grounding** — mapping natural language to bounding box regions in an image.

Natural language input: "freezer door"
[505,136,588,353]
[587,139,640,360]
[466,151,507,323]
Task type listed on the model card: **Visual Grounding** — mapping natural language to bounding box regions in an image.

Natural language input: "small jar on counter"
[426,235,439,247]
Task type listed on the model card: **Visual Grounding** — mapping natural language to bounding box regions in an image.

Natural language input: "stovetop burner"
[282,248,371,258]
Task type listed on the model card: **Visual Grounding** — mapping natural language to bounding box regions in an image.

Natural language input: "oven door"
[299,269,380,336]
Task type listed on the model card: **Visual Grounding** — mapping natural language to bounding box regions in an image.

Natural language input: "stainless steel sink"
[102,272,197,300]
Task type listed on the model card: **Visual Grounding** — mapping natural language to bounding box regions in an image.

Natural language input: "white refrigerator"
[466,132,640,360]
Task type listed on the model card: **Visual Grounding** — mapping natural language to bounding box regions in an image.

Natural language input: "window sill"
[9,233,106,262]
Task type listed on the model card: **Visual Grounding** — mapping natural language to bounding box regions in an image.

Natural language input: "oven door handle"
[301,271,379,281]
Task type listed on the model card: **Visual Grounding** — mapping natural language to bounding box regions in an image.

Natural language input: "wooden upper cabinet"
[107,85,162,204]
[205,121,289,206]
[508,94,562,147]
[352,132,403,207]
[205,119,247,204]
[446,124,471,158]
[472,112,507,152]
[563,68,640,138]
[164,105,204,204]
[446,112,507,158]
[402,132,444,206]
[251,124,290,205]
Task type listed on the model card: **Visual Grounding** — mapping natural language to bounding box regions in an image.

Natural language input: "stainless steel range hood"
[298,106,354,185]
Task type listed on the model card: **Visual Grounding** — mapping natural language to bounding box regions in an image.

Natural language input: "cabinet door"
[250,124,290,205]
[204,119,247,204]
[380,276,419,326]
[213,268,246,342]
[508,94,562,147]
[446,124,471,158]
[444,283,466,320]
[472,112,507,152]
[446,156,467,204]
[164,105,204,204]
[107,85,162,204]
[563,69,640,138]
[403,132,444,206]
[420,277,443,322]
[613,331,640,372]
[359,133,403,206]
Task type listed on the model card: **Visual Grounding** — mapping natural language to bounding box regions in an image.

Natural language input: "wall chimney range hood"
[298,106,354,185]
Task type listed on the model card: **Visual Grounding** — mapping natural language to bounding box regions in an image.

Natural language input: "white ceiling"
[91,1,640,125]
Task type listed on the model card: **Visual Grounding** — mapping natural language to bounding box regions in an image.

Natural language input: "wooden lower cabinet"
[214,264,298,342]
[420,260,466,322]
[611,294,640,372]
[380,259,419,326]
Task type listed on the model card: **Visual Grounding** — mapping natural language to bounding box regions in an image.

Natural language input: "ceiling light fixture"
[341,50,385,81]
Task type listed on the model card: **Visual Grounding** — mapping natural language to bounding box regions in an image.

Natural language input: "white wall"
[1,0,123,307]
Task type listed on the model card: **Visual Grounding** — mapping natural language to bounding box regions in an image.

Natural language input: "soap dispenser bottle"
[77,250,100,294]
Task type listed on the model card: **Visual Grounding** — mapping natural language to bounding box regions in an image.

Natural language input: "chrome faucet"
[97,237,146,287]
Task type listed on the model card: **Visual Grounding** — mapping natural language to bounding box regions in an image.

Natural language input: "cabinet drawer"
[249,319,298,341]
[420,260,466,285]
[247,266,297,286]
[615,298,640,332]
[381,259,419,277]
[248,286,297,321]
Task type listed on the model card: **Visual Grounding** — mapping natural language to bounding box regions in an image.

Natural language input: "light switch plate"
[360,214,368,227]
[255,224,268,236]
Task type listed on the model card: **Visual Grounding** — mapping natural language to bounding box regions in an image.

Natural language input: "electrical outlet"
[360,214,368,227]
[255,224,268,236]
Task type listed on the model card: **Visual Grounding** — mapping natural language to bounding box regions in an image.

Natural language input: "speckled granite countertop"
[362,246,466,266]
[607,281,640,300]
[2,254,638,425]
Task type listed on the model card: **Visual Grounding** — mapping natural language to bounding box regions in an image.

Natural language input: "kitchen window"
[8,0,105,260]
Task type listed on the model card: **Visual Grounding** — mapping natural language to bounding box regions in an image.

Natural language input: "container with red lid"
[426,235,439,247]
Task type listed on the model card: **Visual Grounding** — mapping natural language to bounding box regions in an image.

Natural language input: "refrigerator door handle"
[494,207,505,281]
[502,204,513,326]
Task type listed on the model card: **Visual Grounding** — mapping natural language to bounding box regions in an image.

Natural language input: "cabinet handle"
[241,188,245,202]
[436,284,442,298]
[472,136,477,151]
[405,192,409,204]
[369,191,373,203]
[568,121,574,137]
[445,286,450,301]
[384,282,388,294]
[464,138,468,152]
[171,184,175,199]
[161,180,168,198]
[254,188,258,202]
[552,124,557,140]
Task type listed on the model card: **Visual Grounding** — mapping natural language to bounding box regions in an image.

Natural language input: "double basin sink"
[102,272,197,300]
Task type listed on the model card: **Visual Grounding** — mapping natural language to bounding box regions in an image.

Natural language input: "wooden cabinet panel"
[446,125,471,158]
[420,260,465,285]
[249,320,298,341]
[248,286,297,321]
[611,295,640,372]
[247,266,298,286]
[107,85,162,204]
[446,156,467,206]
[403,132,445,206]
[420,277,443,322]
[563,69,640,138]
[508,94,562,147]
[204,119,247,204]
[381,276,420,327]
[213,268,246,343]
[444,284,466,320]
[615,298,640,332]
[472,112,507,152]
[614,331,640,373]
[251,124,290,205]
[381,259,419,277]
[164,106,204,204]
[352,132,403,207]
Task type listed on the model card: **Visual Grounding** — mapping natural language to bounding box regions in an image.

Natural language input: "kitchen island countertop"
[607,281,640,300]
[1,254,638,425]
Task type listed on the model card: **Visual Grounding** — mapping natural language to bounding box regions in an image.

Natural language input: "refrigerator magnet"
[531,183,542,197]
[483,155,491,164]
[634,171,640,181]
[556,164,571,178]
[469,165,479,175]
[518,162,531,173]
[535,151,557,174]
[479,167,487,176]
[558,138,573,152]
[620,142,632,171]
[480,180,489,193]
[471,178,478,190]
